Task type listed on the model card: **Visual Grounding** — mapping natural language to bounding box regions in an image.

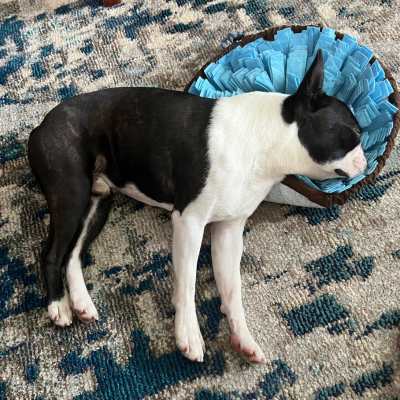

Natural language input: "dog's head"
[282,49,367,180]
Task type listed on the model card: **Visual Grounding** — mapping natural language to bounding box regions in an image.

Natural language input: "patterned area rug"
[0,1,399,399]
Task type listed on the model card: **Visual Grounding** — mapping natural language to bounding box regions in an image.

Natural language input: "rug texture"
[0,1,399,399]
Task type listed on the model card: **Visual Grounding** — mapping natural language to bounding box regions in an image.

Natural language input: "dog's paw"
[70,291,99,323]
[48,293,73,327]
[175,309,205,362]
[230,333,266,364]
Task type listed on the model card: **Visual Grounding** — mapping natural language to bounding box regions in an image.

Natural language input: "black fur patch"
[281,50,361,164]
[30,88,215,213]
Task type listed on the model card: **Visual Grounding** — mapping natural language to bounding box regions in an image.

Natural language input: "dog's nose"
[353,147,367,174]
[357,153,367,173]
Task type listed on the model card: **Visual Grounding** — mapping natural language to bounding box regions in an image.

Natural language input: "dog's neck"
[220,92,321,180]
[261,114,319,178]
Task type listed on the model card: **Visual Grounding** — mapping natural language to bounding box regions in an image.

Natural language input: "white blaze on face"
[328,144,368,179]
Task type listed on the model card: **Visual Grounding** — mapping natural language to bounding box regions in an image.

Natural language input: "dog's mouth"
[334,168,349,178]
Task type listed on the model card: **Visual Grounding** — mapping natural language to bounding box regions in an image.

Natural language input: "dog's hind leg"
[66,191,112,322]
[29,124,112,326]
[43,176,92,327]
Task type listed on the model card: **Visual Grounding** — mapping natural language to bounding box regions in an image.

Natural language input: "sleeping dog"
[28,50,366,363]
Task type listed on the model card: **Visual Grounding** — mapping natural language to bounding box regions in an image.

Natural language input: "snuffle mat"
[186,25,400,207]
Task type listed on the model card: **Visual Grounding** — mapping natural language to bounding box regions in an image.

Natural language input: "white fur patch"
[174,306,205,362]
[48,292,73,327]
[171,210,205,362]
[120,182,173,211]
[96,173,173,211]
[180,92,295,223]
[66,197,99,322]
[211,218,266,363]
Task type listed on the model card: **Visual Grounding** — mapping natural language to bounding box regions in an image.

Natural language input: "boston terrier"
[28,50,366,363]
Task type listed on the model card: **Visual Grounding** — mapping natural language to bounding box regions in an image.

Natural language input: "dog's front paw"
[48,293,73,327]
[70,291,99,323]
[175,309,205,362]
[230,332,266,364]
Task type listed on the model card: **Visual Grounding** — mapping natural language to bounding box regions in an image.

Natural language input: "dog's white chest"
[186,93,288,222]
[206,171,279,221]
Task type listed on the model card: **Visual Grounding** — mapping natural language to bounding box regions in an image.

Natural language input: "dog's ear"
[296,49,324,98]
[281,50,325,124]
